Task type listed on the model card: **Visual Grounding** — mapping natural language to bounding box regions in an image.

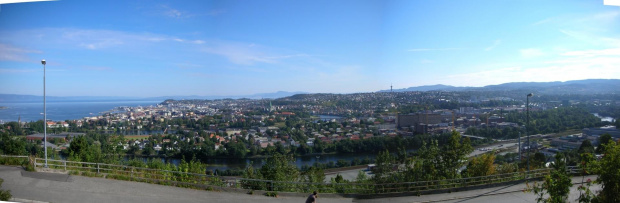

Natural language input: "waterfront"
[0,100,161,122]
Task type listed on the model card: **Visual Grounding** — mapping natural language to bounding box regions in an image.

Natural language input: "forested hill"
[380,79,620,94]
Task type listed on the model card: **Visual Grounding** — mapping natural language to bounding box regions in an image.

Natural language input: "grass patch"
[124,135,152,140]
[274,122,286,128]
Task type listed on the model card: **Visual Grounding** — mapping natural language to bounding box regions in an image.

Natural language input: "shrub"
[265,191,278,197]
[0,178,12,201]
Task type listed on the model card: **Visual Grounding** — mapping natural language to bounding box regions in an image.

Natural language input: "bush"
[23,160,35,172]
[265,191,278,197]
[0,157,23,166]
[0,178,12,201]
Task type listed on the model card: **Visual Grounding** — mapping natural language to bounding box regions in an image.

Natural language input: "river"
[128,152,377,171]
[592,113,615,122]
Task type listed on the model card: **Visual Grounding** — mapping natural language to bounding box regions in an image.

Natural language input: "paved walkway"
[355,176,600,203]
[0,165,600,203]
[0,165,351,203]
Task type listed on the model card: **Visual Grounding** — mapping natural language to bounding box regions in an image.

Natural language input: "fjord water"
[0,100,161,122]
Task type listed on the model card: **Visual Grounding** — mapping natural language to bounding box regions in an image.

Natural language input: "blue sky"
[0,0,619,97]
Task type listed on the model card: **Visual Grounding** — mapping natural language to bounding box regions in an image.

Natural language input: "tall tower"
[390,83,393,92]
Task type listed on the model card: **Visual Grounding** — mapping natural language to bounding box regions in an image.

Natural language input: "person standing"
[305,191,318,203]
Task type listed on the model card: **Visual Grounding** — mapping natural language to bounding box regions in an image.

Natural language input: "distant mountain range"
[378,79,620,94]
[0,91,307,103]
[2,79,618,103]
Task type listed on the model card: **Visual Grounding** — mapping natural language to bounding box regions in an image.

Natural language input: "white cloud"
[12,28,207,50]
[561,48,620,57]
[192,40,205,44]
[202,42,309,65]
[579,10,619,23]
[520,48,544,58]
[605,0,620,6]
[484,40,501,51]
[446,47,620,86]
[534,11,619,27]
[157,5,223,19]
[79,39,123,50]
[160,5,183,18]
[407,48,461,52]
[0,68,37,73]
[0,43,41,61]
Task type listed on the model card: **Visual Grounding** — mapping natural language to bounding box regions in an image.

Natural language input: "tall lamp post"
[42,59,48,168]
[526,93,533,176]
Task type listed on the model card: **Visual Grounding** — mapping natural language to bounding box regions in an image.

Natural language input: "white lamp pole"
[42,59,48,168]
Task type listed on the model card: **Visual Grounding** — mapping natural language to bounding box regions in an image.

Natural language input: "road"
[0,165,600,203]
[469,142,518,157]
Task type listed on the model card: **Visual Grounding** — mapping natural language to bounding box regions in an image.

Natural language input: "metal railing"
[32,158,579,195]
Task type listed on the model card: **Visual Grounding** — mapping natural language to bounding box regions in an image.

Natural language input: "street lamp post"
[526,93,533,177]
[42,59,48,168]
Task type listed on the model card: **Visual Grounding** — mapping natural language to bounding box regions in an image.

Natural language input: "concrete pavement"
[0,165,352,203]
[0,165,600,203]
[354,175,600,203]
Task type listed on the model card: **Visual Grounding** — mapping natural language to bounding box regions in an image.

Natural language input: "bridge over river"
[0,165,599,203]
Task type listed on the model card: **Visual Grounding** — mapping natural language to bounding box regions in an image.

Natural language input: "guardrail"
[32,158,580,195]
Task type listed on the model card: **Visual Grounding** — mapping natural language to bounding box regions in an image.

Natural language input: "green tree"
[533,152,547,168]
[372,149,397,183]
[576,153,596,203]
[259,153,299,182]
[528,153,572,203]
[442,131,473,179]
[68,136,101,162]
[596,141,620,203]
[466,153,496,177]
[578,140,595,154]
[596,133,613,154]
[0,134,27,155]
[302,166,325,184]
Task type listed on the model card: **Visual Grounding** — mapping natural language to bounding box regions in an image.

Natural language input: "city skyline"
[1,0,619,97]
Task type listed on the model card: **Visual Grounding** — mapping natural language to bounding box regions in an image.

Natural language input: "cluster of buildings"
[396,106,525,135]
[550,125,620,151]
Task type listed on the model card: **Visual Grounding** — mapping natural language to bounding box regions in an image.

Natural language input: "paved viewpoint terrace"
[0,165,599,203]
